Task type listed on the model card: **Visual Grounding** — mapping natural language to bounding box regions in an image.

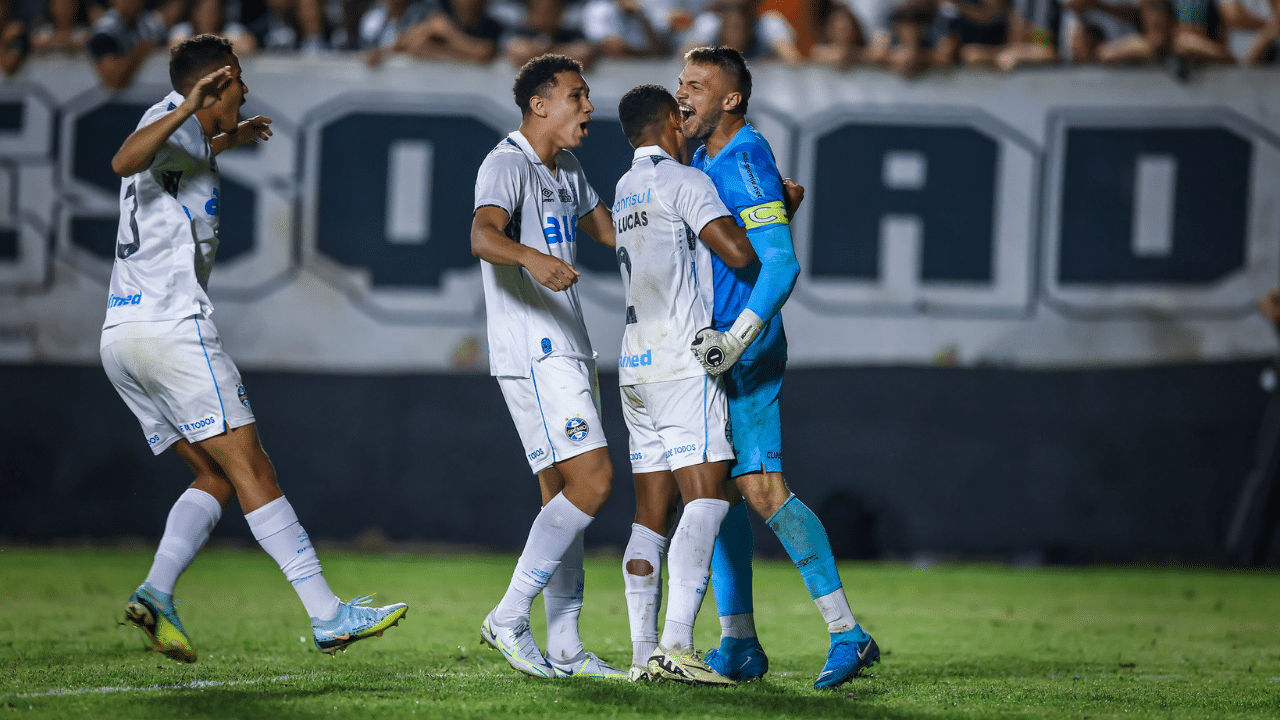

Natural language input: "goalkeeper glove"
[690,309,764,376]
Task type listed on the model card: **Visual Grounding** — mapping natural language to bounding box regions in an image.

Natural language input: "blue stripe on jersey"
[530,361,556,463]
[693,125,791,362]
[702,374,709,463]
[193,318,227,428]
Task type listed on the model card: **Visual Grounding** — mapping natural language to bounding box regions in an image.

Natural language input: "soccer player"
[680,45,880,689]
[102,35,408,663]
[613,84,758,686]
[470,53,625,680]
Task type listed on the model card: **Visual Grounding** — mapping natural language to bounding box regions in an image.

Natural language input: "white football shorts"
[497,356,608,474]
[100,316,256,455]
[621,374,734,474]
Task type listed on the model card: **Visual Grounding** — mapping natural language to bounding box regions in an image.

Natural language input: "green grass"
[1,547,1278,719]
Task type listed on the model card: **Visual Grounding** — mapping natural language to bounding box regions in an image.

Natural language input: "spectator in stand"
[31,0,90,53]
[359,0,429,49]
[1091,0,1174,65]
[682,0,802,62]
[582,0,670,57]
[87,0,167,90]
[504,0,596,68]
[992,0,1059,69]
[399,0,503,61]
[863,0,938,77]
[169,0,257,53]
[809,0,866,67]
[1216,0,1278,63]
[249,0,329,51]
[1171,0,1233,61]
[932,0,1010,67]
[1058,0,1163,64]
[0,0,27,75]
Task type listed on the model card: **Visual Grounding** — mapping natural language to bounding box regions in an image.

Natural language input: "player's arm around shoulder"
[673,165,755,269]
[111,65,235,177]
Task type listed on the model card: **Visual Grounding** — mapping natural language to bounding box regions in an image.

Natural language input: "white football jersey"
[474,130,602,378]
[614,145,730,385]
[103,91,220,330]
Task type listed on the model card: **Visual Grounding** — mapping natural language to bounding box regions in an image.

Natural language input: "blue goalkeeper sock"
[710,501,755,627]
[766,494,841,599]
[767,494,861,636]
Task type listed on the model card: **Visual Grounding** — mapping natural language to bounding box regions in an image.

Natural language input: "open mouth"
[579,120,590,134]
[679,104,695,122]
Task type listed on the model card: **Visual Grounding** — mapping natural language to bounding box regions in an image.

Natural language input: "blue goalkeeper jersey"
[692,123,796,363]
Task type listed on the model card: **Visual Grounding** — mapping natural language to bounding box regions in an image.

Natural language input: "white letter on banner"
[1131,154,1176,258]
[387,140,433,245]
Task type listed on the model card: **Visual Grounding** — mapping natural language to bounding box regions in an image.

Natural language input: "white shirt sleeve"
[757,10,796,46]
[474,152,526,216]
[686,12,719,45]
[668,165,731,236]
[582,0,622,42]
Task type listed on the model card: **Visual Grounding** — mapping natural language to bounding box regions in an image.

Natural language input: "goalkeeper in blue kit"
[680,46,878,689]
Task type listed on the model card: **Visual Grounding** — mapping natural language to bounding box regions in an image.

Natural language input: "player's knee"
[625,558,655,577]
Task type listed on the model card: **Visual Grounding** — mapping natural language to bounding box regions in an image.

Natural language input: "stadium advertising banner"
[1,58,1278,372]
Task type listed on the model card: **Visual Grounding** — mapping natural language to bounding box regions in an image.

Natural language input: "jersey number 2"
[616,246,636,325]
[118,182,141,260]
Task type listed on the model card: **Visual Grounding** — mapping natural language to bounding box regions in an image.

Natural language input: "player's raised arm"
[471,205,580,292]
[111,65,234,177]
[576,201,616,248]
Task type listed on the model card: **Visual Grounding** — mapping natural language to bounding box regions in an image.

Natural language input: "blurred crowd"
[0,0,1275,86]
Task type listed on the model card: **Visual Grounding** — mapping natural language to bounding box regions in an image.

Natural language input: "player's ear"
[529,94,549,119]
[723,92,742,114]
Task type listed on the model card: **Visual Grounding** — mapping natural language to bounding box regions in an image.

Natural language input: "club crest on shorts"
[237,383,251,410]
[725,418,733,445]
[565,415,589,442]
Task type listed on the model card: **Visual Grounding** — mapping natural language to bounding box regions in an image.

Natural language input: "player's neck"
[519,123,563,173]
[703,115,747,159]
[193,108,218,139]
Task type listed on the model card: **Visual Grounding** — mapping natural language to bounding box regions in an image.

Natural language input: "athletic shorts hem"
[547,439,609,470]
[668,449,737,473]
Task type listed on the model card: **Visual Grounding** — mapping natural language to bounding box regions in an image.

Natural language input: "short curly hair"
[170,34,235,94]
[513,54,584,117]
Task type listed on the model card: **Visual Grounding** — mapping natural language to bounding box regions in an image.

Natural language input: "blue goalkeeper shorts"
[723,347,786,479]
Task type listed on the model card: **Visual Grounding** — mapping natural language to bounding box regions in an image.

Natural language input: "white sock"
[493,492,594,628]
[719,613,758,640]
[815,588,858,634]
[543,529,586,665]
[623,523,667,666]
[659,498,729,653]
[245,496,340,622]
[145,488,223,596]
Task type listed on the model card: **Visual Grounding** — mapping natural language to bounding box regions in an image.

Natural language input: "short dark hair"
[169,34,235,94]
[512,54,583,117]
[618,85,678,146]
[684,45,752,115]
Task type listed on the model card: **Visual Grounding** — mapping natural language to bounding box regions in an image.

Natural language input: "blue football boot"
[312,595,408,655]
[125,582,197,663]
[703,635,769,681]
[814,629,879,689]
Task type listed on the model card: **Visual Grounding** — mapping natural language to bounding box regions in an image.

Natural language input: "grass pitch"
[1,547,1278,719]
